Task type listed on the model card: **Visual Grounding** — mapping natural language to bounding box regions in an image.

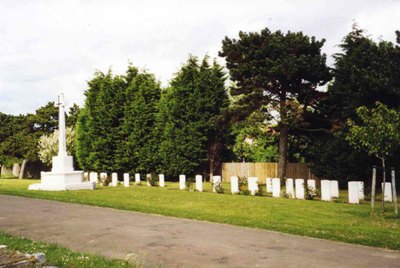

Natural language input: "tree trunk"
[381,158,386,212]
[19,159,27,179]
[278,97,288,180]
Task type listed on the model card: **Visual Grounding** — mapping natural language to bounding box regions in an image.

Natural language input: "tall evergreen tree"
[220,28,331,180]
[118,66,161,174]
[157,56,228,179]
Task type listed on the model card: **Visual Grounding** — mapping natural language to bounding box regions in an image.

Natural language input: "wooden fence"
[221,162,318,182]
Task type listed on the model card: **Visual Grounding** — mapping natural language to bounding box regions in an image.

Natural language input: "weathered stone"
[266,178,272,193]
[272,178,280,198]
[230,176,239,194]
[248,177,259,195]
[83,172,89,181]
[285,178,294,198]
[212,176,222,192]
[159,174,165,187]
[330,180,339,198]
[348,181,360,204]
[179,174,186,190]
[33,253,46,264]
[12,163,20,177]
[123,173,130,187]
[382,182,393,202]
[195,175,203,192]
[100,172,107,181]
[135,173,141,184]
[295,179,305,199]
[321,180,331,201]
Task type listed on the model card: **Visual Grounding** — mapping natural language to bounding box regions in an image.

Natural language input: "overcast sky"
[1,0,399,115]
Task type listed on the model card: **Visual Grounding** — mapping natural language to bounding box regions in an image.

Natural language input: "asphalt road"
[0,195,399,267]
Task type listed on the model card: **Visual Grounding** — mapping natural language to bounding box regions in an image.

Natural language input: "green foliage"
[220,27,330,178]
[346,102,400,161]
[76,66,161,173]
[231,111,278,162]
[157,55,228,178]
[119,67,161,174]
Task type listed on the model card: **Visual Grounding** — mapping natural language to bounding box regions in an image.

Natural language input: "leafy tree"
[231,111,278,162]
[66,103,81,128]
[305,27,400,181]
[220,27,331,179]
[157,56,228,179]
[346,102,400,179]
[38,127,76,165]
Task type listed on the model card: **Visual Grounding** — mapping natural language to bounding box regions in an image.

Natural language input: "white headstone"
[159,174,165,187]
[179,174,186,190]
[358,181,364,200]
[248,177,259,195]
[348,181,360,204]
[307,179,316,191]
[195,175,203,192]
[295,179,305,199]
[272,178,281,198]
[266,178,272,193]
[285,178,294,198]
[321,180,331,201]
[89,172,98,184]
[382,182,393,202]
[146,174,151,186]
[135,173,140,184]
[123,173,130,187]
[330,180,339,198]
[212,176,222,192]
[83,172,89,181]
[100,172,107,181]
[111,173,118,187]
[230,176,239,194]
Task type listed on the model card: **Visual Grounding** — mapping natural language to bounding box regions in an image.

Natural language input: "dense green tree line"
[1,26,399,183]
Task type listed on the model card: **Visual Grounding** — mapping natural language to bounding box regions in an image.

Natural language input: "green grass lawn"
[0,178,399,250]
[0,232,135,267]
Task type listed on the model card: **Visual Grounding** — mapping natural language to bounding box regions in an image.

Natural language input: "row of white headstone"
[84,172,166,188]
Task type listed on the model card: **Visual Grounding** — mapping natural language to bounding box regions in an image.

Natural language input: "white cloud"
[0,0,399,114]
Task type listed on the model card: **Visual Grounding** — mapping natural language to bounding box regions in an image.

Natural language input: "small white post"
[321,180,331,201]
[179,174,186,190]
[135,173,141,185]
[248,177,259,195]
[330,180,339,198]
[123,173,130,187]
[295,179,305,199]
[382,182,393,202]
[111,173,118,187]
[89,172,98,184]
[348,181,360,204]
[159,174,165,187]
[272,178,280,198]
[357,181,364,200]
[230,176,239,194]
[266,178,272,193]
[212,176,222,192]
[195,175,203,192]
[285,178,294,198]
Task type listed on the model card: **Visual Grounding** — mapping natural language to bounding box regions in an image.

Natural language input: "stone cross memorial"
[29,93,95,191]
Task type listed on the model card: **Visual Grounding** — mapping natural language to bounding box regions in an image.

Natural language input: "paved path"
[0,195,399,268]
